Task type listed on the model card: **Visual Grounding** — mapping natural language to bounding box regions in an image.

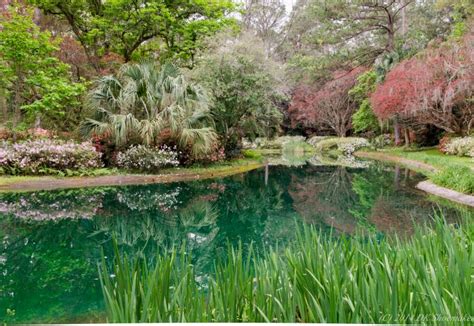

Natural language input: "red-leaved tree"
[289,68,366,136]
[371,32,474,135]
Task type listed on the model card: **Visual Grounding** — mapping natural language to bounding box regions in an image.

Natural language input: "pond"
[0,160,468,323]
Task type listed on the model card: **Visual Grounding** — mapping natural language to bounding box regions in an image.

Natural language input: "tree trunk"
[393,115,401,145]
[404,128,410,147]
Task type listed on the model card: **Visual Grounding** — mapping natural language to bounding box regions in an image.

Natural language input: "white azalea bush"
[116,145,179,172]
[0,139,102,175]
[312,137,371,156]
[443,137,474,158]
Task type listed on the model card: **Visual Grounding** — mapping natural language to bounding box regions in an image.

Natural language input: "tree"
[192,32,285,151]
[0,4,85,130]
[289,68,366,137]
[282,0,457,142]
[349,70,380,134]
[29,0,237,68]
[82,62,217,158]
[241,0,286,55]
[371,31,474,135]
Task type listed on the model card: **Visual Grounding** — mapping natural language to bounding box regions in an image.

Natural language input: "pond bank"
[355,150,474,208]
[0,160,264,192]
[354,151,439,174]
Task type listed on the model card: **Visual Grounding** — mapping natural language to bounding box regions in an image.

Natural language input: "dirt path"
[0,162,264,193]
[355,150,474,208]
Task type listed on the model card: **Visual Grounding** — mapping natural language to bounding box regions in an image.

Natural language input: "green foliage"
[349,70,377,101]
[349,70,379,134]
[0,5,86,129]
[29,0,237,65]
[431,166,474,194]
[82,62,217,158]
[193,32,284,152]
[242,149,263,160]
[352,100,379,134]
[100,217,473,323]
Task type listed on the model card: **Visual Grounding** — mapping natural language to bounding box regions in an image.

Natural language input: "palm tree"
[82,62,217,158]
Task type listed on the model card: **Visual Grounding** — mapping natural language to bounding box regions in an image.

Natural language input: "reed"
[99,216,473,324]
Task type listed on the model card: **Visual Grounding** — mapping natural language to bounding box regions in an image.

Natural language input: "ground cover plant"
[100,215,473,324]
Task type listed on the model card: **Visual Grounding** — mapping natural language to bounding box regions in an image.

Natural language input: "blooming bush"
[313,137,371,156]
[442,137,474,158]
[338,138,371,155]
[116,145,179,172]
[0,140,102,175]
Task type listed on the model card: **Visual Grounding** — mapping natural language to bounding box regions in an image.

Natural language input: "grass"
[360,147,474,195]
[381,147,473,171]
[431,166,474,195]
[99,215,473,324]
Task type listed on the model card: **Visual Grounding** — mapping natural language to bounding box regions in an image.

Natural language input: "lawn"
[380,147,473,171]
[359,147,474,195]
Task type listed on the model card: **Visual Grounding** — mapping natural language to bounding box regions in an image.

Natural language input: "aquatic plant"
[99,216,473,323]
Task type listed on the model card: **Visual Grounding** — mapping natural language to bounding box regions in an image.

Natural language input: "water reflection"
[0,163,469,323]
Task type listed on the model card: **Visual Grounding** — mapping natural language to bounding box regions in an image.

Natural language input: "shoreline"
[355,150,474,208]
[0,161,264,193]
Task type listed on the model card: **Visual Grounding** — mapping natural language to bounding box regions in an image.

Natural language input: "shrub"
[313,137,371,155]
[431,166,474,194]
[442,136,474,158]
[242,149,262,160]
[116,145,179,172]
[180,141,226,165]
[370,134,393,149]
[0,139,102,175]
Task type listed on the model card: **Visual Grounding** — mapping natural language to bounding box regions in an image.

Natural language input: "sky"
[283,0,296,13]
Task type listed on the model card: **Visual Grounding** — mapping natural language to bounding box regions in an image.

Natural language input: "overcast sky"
[283,0,295,13]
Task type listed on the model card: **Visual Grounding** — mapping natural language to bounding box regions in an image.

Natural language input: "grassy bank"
[0,158,263,192]
[356,148,474,195]
[100,216,473,324]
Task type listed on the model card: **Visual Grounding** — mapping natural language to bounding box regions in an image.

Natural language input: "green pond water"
[0,161,470,323]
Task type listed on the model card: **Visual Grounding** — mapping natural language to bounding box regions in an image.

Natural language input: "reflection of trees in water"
[288,164,463,236]
[0,190,104,220]
[0,217,105,323]
[288,166,360,234]
[0,164,466,323]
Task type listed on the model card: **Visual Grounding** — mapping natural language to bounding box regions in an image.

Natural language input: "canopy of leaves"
[0,5,86,129]
[192,32,285,151]
[29,0,238,67]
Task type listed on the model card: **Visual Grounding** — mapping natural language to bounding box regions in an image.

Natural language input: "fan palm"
[82,62,217,157]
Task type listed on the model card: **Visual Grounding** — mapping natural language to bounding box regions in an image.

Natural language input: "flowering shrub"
[0,140,102,175]
[313,137,371,156]
[116,145,179,172]
[443,137,474,158]
[338,138,371,155]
